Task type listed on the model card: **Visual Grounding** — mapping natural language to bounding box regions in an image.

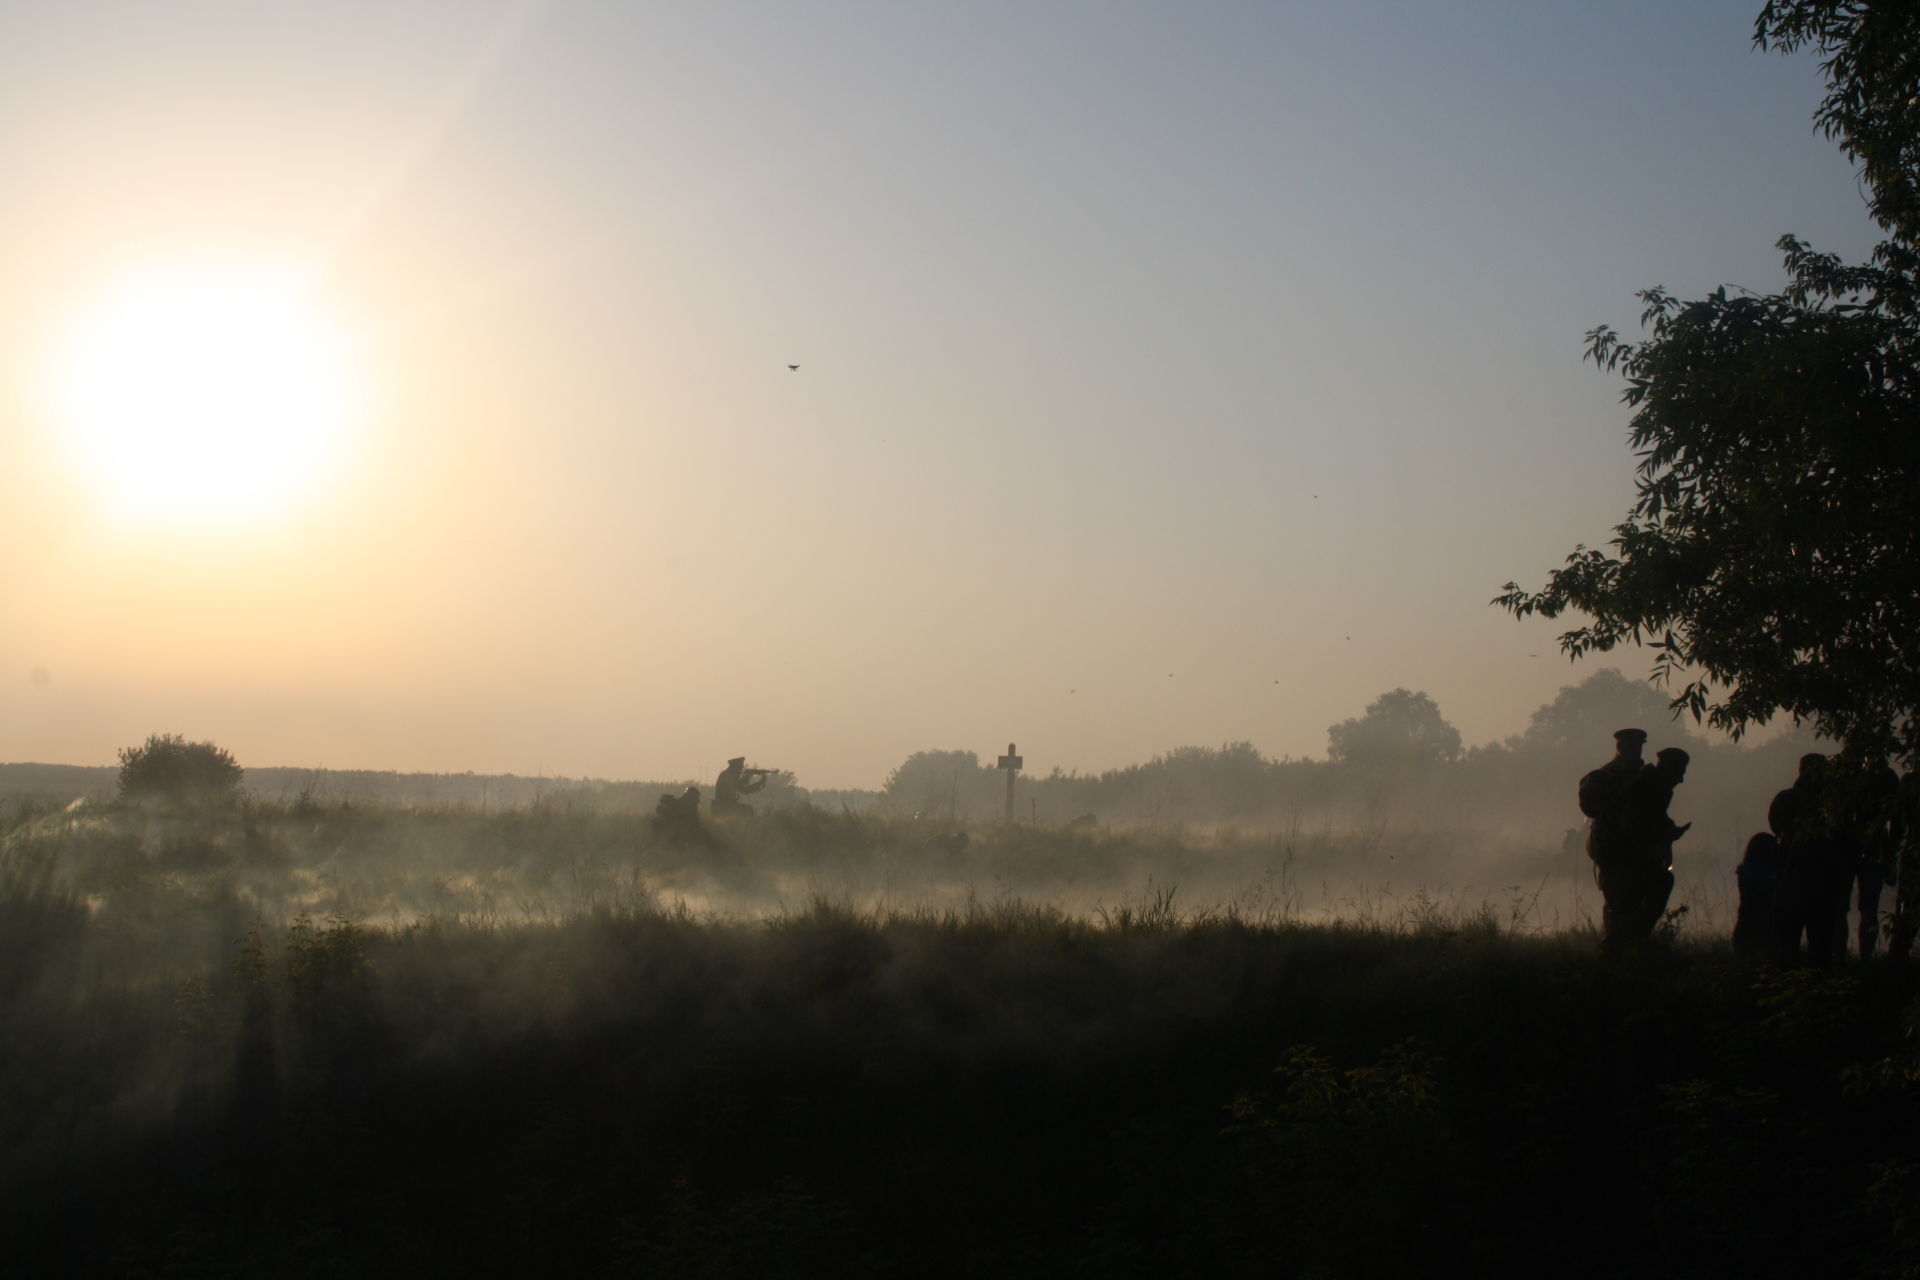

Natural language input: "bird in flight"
[787,364,799,371]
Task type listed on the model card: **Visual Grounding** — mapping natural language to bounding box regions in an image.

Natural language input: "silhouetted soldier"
[1842,761,1901,959]
[1733,832,1781,960]
[1581,727,1649,871]
[712,757,772,819]
[651,785,709,845]
[1601,746,1690,954]
[1890,768,1920,963]
[1770,754,1845,966]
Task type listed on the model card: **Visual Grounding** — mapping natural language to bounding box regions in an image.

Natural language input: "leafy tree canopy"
[1499,3,1920,765]
[117,733,244,805]
[1757,1,1920,247]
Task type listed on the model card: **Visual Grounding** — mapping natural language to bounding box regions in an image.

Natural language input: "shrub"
[116,733,243,806]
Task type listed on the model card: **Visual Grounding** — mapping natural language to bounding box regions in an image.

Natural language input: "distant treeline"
[0,762,886,816]
[0,671,1830,858]
[878,672,1823,863]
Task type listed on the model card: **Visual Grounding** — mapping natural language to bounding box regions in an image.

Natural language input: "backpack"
[1578,767,1624,821]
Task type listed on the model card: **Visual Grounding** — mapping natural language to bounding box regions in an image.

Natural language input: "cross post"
[996,742,1023,824]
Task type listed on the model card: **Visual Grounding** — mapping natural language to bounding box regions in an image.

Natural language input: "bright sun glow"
[44,259,367,527]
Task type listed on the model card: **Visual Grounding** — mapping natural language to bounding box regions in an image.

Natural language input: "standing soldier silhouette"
[1733,832,1782,960]
[1771,753,1844,966]
[1580,729,1649,949]
[1843,760,1900,960]
[1580,729,1647,842]
[1890,768,1920,963]
[1605,747,1691,953]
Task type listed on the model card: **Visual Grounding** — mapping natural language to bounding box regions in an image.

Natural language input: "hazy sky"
[0,1,1883,790]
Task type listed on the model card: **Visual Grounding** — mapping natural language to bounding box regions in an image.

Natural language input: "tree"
[117,733,244,805]
[1498,5,1920,764]
[1326,690,1461,772]
[1497,243,1920,760]
[881,749,992,818]
[1131,742,1275,817]
[1518,669,1700,755]
[1756,2,1920,248]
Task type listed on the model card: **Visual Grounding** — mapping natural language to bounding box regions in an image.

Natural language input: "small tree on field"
[1327,690,1462,774]
[117,733,244,805]
[1517,668,1702,756]
[883,749,994,819]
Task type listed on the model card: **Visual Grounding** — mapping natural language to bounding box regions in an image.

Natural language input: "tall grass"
[2,798,1910,1276]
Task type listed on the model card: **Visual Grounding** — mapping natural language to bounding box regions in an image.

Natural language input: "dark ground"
[4,891,1917,1279]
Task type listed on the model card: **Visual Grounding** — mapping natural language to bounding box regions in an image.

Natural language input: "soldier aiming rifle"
[713,756,775,819]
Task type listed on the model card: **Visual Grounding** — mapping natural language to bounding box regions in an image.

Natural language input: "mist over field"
[0,670,1822,947]
[1,682,1910,1277]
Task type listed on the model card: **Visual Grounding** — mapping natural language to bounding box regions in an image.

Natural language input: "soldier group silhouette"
[1744,751,1910,966]
[649,756,777,845]
[1583,729,1918,964]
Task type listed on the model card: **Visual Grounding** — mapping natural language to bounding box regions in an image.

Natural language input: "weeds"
[1096,881,1183,932]
[3,798,1915,1276]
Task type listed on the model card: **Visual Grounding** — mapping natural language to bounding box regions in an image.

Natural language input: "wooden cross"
[997,742,1023,824]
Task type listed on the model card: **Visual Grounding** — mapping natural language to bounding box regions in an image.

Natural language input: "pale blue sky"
[0,1,1883,787]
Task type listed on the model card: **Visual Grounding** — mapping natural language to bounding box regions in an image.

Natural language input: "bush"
[116,733,243,805]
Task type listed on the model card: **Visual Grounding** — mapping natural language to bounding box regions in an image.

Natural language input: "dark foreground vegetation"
[2,799,1917,1278]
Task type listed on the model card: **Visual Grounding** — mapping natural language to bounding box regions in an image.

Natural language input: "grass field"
[3,797,1915,1277]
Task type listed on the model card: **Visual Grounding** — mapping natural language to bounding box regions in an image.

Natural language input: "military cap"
[1614,728,1648,744]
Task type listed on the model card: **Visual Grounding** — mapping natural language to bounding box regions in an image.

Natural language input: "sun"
[43,258,368,527]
